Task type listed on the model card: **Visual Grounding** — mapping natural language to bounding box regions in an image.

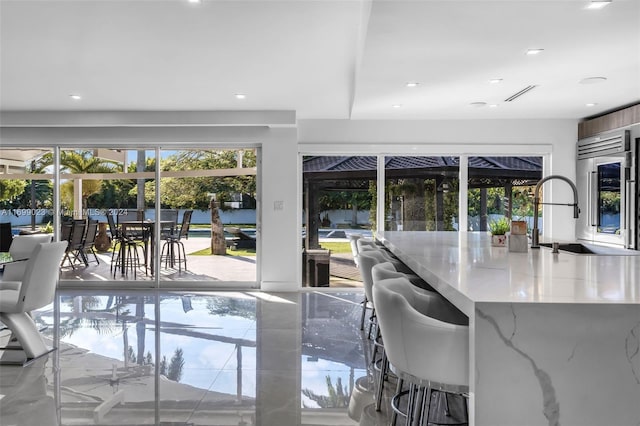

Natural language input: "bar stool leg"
[124,244,132,277]
[391,377,403,426]
[371,327,381,363]
[375,347,388,411]
[131,244,139,279]
[179,241,187,271]
[175,241,182,271]
[422,387,433,426]
[405,383,416,426]
[444,392,451,416]
[359,297,368,331]
[367,308,376,340]
[412,386,425,426]
[160,242,169,268]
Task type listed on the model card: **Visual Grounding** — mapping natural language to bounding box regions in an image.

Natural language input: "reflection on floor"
[0,290,392,426]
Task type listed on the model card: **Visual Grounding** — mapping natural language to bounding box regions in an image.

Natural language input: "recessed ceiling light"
[188,0,201,4]
[469,102,487,108]
[579,77,607,84]
[489,79,503,84]
[586,103,598,107]
[526,49,544,55]
[392,104,403,109]
[586,1,611,9]
[234,93,246,100]
[69,94,82,100]
[488,104,499,108]
[405,82,420,88]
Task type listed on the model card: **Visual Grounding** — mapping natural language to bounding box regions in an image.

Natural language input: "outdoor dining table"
[118,220,175,276]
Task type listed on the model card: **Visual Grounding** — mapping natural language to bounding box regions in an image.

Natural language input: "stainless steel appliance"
[576,125,640,249]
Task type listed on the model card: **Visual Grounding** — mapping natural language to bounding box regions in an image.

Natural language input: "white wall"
[259,128,299,291]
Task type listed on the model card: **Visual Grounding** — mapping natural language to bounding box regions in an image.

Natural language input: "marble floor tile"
[1,290,392,426]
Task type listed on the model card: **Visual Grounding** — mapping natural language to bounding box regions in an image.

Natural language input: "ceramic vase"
[491,234,507,247]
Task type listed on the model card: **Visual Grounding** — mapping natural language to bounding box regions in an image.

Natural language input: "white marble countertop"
[378,231,640,315]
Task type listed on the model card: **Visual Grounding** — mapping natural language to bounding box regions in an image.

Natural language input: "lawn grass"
[189,224,256,229]
[319,241,352,254]
[190,247,256,257]
[189,242,350,256]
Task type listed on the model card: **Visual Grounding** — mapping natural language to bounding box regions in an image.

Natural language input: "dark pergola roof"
[303,155,542,188]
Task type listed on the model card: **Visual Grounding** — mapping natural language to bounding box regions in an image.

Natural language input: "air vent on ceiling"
[504,85,537,102]
[577,130,630,160]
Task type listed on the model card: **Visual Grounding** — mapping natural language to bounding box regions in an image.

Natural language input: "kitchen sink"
[538,242,640,256]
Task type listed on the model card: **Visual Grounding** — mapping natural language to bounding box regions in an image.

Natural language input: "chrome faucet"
[531,175,580,248]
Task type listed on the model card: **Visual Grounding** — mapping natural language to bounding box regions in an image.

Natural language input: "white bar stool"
[370,261,441,413]
[373,276,469,426]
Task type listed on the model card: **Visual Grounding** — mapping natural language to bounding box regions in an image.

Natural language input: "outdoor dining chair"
[60,219,87,269]
[79,218,100,265]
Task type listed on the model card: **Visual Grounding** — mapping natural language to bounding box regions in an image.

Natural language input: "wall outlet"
[273,200,284,211]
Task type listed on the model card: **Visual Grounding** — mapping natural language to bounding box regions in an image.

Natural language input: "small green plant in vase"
[489,217,510,247]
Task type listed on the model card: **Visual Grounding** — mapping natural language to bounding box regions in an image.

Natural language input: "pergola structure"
[303,156,542,248]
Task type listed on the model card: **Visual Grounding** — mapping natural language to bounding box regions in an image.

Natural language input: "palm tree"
[302,375,351,408]
[206,296,256,320]
[62,150,121,211]
[39,150,121,213]
[47,296,136,346]
[167,348,185,382]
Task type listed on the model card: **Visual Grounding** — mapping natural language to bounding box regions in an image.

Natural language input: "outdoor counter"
[377,231,640,426]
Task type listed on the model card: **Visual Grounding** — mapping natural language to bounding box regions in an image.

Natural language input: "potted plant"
[489,217,510,247]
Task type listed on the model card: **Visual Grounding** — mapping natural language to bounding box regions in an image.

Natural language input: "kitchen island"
[377,231,640,426]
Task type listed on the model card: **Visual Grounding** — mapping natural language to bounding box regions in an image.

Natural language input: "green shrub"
[489,217,510,235]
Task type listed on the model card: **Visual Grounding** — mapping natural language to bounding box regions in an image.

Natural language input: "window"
[467,156,542,232]
[384,156,460,231]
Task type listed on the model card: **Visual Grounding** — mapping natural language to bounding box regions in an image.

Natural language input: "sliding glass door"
[157,148,258,285]
[0,146,259,288]
[301,156,376,288]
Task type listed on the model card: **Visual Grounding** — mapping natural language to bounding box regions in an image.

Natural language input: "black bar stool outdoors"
[160,210,192,271]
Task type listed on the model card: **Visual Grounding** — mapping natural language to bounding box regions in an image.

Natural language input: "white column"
[74,178,83,218]
[377,154,385,234]
[261,128,299,291]
[458,155,469,232]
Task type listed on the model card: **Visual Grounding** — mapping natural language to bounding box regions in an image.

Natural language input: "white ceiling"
[1,0,638,120]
